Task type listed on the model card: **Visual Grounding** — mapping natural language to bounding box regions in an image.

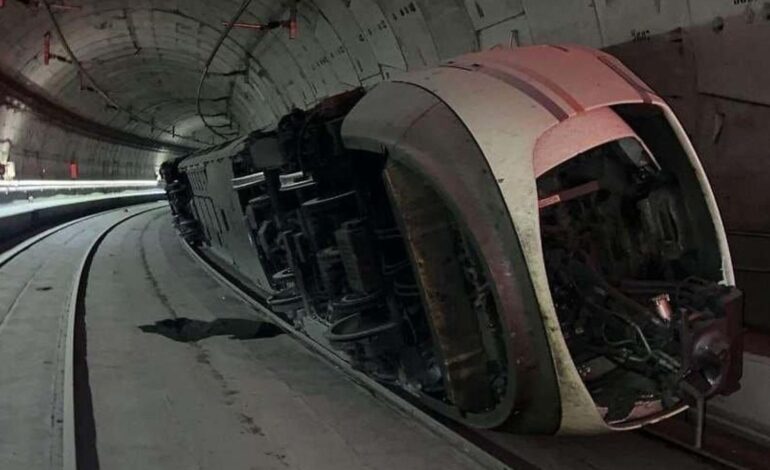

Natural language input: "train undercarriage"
[537,109,742,426]
[161,46,743,434]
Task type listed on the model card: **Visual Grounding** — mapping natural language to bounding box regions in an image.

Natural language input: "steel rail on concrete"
[0,201,166,470]
[61,204,167,470]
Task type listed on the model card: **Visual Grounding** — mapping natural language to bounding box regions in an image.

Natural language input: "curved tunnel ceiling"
[0,0,760,179]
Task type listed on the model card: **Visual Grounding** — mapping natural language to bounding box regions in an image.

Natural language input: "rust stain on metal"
[537,180,600,210]
[384,161,492,412]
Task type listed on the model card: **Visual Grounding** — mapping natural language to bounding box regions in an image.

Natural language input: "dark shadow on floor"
[139,317,282,342]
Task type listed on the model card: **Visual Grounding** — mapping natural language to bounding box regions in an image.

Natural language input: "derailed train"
[161,45,743,434]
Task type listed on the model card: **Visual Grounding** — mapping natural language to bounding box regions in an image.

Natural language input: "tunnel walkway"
[0,203,165,469]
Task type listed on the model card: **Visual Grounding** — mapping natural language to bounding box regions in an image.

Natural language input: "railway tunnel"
[0,1,769,469]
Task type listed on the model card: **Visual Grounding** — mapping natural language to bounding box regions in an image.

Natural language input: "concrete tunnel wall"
[0,108,166,179]
[0,1,764,176]
[0,1,768,328]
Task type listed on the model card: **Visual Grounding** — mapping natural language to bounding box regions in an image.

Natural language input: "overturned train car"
[161,46,743,434]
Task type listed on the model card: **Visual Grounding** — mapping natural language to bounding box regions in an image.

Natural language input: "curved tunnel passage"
[0,0,768,466]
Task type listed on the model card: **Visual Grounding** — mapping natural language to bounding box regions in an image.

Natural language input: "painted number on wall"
[631,29,651,41]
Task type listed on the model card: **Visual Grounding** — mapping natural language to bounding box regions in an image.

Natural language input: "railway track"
[0,202,166,470]
[180,240,759,470]
[63,204,167,470]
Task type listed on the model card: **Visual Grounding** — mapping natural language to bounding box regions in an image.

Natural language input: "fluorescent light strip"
[0,180,160,192]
